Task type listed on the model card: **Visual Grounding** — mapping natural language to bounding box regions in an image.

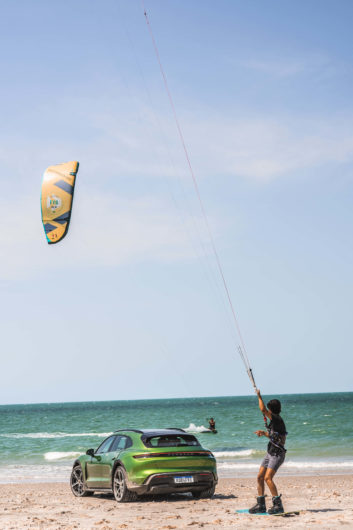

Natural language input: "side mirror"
[86,448,95,457]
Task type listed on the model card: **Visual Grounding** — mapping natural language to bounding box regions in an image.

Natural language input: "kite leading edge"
[40,161,79,244]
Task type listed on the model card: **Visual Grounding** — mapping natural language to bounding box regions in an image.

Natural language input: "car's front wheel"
[113,466,137,503]
[191,485,215,499]
[70,465,94,497]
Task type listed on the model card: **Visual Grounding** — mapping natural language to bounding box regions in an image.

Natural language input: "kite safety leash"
[237,345,257,392]
[238,344,268,427]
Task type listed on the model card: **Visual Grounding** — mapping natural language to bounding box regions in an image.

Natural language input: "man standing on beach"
[249,389,287,514]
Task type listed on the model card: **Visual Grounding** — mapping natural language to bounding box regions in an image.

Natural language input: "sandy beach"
[0,475,352,529]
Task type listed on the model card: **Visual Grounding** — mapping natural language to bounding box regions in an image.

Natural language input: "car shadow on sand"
[213,493,237,500]
[92,492,236,503]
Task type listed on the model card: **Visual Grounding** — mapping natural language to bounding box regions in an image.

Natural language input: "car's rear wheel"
[113,466,137,503]
[70,465,94,497]
[191,485,215,499]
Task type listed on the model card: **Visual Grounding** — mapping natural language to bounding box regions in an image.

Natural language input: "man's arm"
[254,430,269,437]
[256,389,272,420]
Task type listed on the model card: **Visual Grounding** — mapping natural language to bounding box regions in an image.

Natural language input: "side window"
[125,436,133,449]
[110,436,122,452]
[117,437,127,450]
[110,436,133,451]
[96,436,115,454]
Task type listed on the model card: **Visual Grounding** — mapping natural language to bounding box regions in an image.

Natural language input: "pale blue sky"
[0,0,352,404]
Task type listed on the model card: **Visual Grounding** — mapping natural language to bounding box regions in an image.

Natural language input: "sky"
[0,0,353,404]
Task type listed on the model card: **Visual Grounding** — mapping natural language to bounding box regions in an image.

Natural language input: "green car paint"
[70,429,218,502]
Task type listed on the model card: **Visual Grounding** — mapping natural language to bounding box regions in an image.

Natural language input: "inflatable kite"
[40,161,79,244]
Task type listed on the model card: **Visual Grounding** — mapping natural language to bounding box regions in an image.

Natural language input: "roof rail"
[114,429,143,434]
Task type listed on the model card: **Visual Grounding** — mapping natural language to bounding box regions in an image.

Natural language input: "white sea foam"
[213,449,257,458]
[218,460,353,470]
[218,462,259,470]
[0,465,71,484]
[185,423,211,433]
[44,452,81,461]
[0,432,112,439]
[216,459,353,477]
[285,461,353,469]
[0,457,352,483]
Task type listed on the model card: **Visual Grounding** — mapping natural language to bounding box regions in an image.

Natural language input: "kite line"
[142,2,258,391]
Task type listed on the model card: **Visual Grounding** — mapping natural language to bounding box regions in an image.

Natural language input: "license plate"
[174,476,194,484]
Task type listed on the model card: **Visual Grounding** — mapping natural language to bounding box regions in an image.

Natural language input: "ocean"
[0,392,352,483]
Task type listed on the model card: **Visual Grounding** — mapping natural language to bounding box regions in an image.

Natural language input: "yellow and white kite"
[40,161,79,244]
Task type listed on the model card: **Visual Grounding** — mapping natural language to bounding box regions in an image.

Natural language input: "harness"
[263,415,287,454]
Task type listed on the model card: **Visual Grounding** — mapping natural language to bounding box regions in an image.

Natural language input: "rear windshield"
[142,434,200,448]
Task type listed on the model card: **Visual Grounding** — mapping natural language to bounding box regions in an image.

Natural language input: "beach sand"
[0,475,352,529]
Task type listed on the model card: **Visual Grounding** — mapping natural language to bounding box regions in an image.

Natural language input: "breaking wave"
[0,432,112,439]
[0,465,72,484]
[213,449,257,458]
[217,459,353,477]
[218,461,353,470]
[44,452,81,461]
[285,461,353,469]
[185,423,211,433]
[44,451,82,460]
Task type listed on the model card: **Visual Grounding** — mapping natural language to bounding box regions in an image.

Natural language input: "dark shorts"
[261,451,285,472]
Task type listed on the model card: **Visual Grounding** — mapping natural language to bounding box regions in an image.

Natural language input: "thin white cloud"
[244,58,309,77]
[2,95,353,186]
[240,53,339,78]
[1,75,353,271]
[0,192,210,280]
[184,113,353,181]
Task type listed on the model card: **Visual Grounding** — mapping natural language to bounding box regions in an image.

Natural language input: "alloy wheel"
[113,467,125,501]
[71,466,85,496]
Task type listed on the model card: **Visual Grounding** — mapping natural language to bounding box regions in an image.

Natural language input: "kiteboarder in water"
[249,389,287,514]
[208,418,216,432]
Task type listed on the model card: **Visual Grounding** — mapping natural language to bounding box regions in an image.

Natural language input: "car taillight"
[133,451,214,459]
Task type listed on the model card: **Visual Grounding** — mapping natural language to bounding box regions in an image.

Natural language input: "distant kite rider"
[208,418,216,432]
[249,389,287,515]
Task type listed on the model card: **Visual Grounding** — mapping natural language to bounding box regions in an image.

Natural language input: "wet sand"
[0,475,352,529]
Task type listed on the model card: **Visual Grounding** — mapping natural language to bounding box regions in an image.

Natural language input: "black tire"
[70,465,94,497]
[191,485,216,499]
[113,466,137,503]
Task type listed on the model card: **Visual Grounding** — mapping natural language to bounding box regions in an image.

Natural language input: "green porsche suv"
[70,428,217,502]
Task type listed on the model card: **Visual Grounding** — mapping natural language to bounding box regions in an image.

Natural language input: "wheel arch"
[111,460,125,487]
[72,460,88,483]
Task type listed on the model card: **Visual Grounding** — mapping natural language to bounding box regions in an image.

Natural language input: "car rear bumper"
[129,471,217,495]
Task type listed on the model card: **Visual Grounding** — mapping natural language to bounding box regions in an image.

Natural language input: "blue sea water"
[0,392,352,483]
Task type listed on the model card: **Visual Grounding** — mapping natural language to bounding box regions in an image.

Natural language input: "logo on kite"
[40,161,79,244]
[47,194,62,214]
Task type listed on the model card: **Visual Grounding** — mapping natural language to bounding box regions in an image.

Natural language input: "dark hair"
[267,399,281,415]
